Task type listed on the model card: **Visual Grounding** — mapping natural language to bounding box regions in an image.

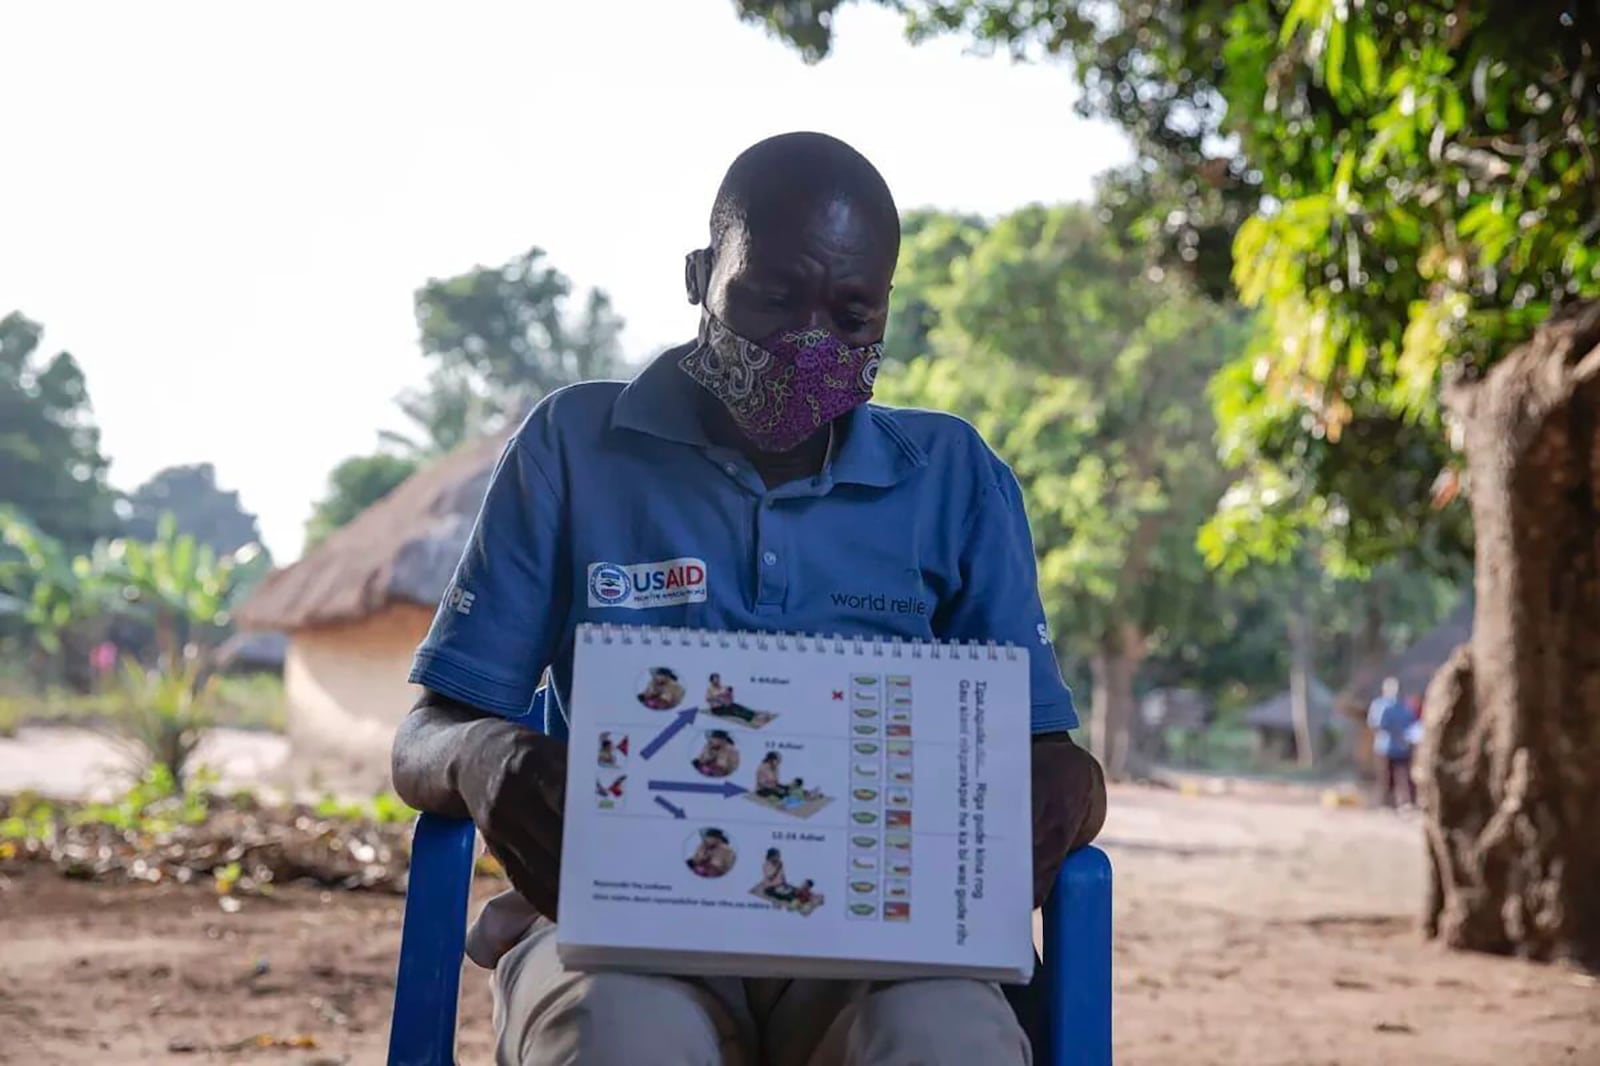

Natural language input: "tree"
[303,452,420,549]
[388,248,629,456]
[879,205,1249,778]
[883,209,987,363]
[301,247,628,549]
[741,0,1600,968]
[0,312,115,549]
[124,463,269,560]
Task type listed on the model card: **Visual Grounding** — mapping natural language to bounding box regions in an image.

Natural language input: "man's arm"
[397,426,573,912]
[391,691,521,818]
[1031,731,1108,908]
[392,689,568,916]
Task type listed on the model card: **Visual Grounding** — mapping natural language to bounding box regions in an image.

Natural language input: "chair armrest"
[1039,845,1114,1066]
[387,813,477,1066]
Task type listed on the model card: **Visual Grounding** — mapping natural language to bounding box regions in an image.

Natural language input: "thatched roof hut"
[237,434,505,633]
[1242,678,1343,735]
[235,435,505,791]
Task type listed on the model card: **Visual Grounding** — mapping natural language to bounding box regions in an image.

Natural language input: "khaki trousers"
[491,920,1032,1066]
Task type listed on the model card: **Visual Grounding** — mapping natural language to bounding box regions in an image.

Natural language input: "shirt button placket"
[755,497,786,611]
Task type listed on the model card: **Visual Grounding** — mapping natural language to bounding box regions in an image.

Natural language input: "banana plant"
[92,513,239,674]
[0,508,100,656]
[3,510,257,785]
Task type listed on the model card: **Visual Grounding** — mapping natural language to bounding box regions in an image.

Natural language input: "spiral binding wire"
[580,623,1016,660]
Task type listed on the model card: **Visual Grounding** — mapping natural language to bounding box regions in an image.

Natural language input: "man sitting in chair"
[393,131,1106,1066]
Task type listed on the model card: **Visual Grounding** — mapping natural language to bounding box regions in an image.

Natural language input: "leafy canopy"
[303,452,420,551]
[0,312,115,549]
[878,205,1250,657]
[393,247,629,455]
[734,2,1598,572]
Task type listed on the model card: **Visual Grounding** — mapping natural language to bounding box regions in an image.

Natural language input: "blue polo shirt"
[410,345,1076,738]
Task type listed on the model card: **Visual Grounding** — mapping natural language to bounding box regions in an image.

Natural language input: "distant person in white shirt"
[1368,677,1419,808]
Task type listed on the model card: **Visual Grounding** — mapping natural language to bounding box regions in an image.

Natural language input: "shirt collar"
[611,343,926,488]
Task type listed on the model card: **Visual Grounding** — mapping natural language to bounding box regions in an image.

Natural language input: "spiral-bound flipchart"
[555,623,1034,982]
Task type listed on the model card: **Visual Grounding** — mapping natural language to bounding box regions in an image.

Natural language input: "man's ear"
[685,248,712,306]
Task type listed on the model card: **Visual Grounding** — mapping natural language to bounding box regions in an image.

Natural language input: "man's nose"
[803,307,832,332]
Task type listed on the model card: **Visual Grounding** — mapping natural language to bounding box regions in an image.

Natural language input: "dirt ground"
[2,783,1596,1065]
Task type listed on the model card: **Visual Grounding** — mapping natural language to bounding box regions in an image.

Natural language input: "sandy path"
[1,784,1595,1064]
[0,726,289,800]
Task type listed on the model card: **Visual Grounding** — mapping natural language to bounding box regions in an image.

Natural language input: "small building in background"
[213,630,288,676]
[235,435,505,792]
[1242,679,1347,762]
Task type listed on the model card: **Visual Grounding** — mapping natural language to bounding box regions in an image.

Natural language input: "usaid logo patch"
[587,558,708,610]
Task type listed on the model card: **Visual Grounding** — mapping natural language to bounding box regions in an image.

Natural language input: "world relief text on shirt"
[953,679,989,947]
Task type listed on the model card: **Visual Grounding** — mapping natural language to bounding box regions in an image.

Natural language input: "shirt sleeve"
[408,434,567,718]
[933,460,1078,733]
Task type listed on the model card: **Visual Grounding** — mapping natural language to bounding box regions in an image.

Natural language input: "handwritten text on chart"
[953,678,989,947]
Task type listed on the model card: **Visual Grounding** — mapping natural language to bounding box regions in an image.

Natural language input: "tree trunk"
[1090,624,1147,780]
[1344,588,1388,778]
[1287,578,1318,769]
[1420,300,1600,971]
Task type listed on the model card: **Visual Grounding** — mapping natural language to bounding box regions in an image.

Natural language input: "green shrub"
[312,789,414,825]
[110,659,217,789]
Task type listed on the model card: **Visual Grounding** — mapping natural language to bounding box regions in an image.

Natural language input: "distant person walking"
[1368,677,1418,808]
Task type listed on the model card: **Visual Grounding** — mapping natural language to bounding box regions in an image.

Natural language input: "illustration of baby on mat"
[745,751,833,818]
[704,673,779,729]
[749,847,824,915]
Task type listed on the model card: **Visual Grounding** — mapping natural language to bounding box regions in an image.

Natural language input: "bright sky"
[1,0,1127,562]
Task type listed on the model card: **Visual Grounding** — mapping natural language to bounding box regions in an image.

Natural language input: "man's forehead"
[721,199,896,277]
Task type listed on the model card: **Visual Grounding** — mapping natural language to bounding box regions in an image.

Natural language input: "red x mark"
[832,690,844,701]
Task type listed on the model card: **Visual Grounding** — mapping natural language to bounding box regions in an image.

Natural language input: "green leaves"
[108,657,218,788]
[412,247,627,446]
[879,205,1248,653]
[0,506,248,664]
[100,518,236,633]
[0,311,116,550]
[303,452,419,549]
[733,1,1594,578]
[0,508,97,654]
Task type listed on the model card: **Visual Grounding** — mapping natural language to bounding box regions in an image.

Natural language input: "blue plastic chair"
[386,694,1114,1066]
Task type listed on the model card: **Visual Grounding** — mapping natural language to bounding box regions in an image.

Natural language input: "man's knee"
[845,979,1031,1066]
[494,925,739,1066]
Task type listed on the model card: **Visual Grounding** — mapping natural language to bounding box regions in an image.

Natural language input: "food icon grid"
[846,674,913,922]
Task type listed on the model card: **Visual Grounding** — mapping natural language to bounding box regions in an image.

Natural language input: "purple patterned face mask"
[680,316,883,453]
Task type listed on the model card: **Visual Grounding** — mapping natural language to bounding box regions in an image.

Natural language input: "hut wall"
[283,603,434,792]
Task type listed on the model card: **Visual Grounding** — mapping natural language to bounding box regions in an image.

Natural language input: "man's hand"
[1031,732,1107,909]
[456,722,568,919]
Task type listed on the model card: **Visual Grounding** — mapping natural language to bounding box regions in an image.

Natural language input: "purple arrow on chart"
[654,796,687,819]
[639,706,698,761]
[648,779,748,798]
